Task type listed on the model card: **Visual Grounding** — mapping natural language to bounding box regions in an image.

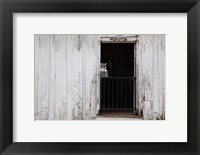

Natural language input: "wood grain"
[35,34,165,120]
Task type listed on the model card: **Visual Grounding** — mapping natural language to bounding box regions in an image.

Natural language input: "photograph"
[34,34,165,120]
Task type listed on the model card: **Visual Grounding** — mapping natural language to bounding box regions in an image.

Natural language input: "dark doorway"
[100,43,136,112]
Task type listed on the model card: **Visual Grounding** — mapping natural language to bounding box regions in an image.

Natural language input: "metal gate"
[100,77,136,111]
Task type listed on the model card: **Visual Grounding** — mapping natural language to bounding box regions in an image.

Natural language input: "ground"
[96,111,143,120]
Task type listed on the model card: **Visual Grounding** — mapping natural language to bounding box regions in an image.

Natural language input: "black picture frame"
[0,0,199,154]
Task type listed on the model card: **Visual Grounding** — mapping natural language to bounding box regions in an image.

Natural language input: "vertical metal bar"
[108,78,109,108]
[132,78,134,109]
[100,78,101,109]
[133,78,136,113]
[121,78,122,108]
[128,78,129,108]
[112,78,114,108]
[129,78,131,108]
[126,78,127,108]
[116,78,118,108]
[106,78,107,109]
[104,78,106,109]
[101,78,103,108]
[125,78,126,109]
[132,78,134,112]
[102,78,103,108]
[131,78,133,109]
[122,78,124,109]
[135,79,136,113]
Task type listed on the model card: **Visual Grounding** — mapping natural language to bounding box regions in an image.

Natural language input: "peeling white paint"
[35,34,165,120]
[137,35,165,119]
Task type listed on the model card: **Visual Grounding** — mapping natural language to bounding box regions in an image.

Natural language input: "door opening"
[100,43,136,113]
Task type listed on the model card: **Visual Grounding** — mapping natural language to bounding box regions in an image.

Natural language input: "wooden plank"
[83,35,99,119]
[65,35,73,120]
[34,35,50,120]
[136,34,165,118]
[153,35,165,117]
[66,35,83,120]
[49,35,67,120]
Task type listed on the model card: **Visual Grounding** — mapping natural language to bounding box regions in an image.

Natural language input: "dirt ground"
[96,111,143,120]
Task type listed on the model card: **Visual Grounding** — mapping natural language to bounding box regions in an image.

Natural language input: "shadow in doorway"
[100,43,136,114]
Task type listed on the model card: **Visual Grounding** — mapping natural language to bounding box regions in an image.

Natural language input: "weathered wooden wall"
[34,34,100,120]
[136,35,165,119]
[35,34,165,120]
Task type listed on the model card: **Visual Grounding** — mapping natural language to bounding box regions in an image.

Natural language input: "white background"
[13,13,187,142]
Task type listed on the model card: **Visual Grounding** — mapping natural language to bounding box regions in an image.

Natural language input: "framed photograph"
[0,0,199,154]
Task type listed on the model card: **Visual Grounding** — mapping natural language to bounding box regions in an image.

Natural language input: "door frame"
[97,35,138,114]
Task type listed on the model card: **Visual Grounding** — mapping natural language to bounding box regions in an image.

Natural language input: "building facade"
[34,34,165,120]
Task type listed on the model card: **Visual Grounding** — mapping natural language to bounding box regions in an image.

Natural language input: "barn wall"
[35,34,100,120]
[35,34,165,120]
[136,35,165,119]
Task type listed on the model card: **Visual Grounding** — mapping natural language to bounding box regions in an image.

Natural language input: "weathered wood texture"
[35,34,165,120]
[136,35,165,119]
[35,34,100,120]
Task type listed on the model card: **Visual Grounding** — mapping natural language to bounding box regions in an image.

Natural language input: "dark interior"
[100,43,135,111]
[101,43,134,77]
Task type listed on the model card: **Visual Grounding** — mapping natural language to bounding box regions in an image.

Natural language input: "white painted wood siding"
[35,34,100,120]
[136,35,165,118]
[35,34,165,120]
